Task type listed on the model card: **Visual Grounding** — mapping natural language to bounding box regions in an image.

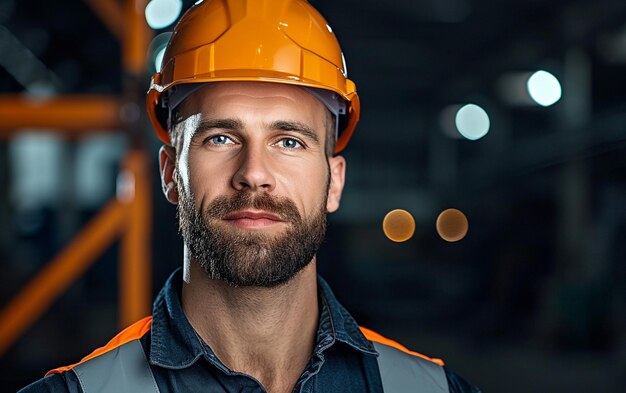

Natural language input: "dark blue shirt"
[19,269,479,392]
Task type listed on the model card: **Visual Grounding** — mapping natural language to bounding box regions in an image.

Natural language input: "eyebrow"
[270,120,320,144]
[192,118,243,137]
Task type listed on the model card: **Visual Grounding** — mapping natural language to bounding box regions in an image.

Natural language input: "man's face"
[160,82,346,287]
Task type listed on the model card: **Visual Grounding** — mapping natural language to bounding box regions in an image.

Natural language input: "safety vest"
[50,318,449,392]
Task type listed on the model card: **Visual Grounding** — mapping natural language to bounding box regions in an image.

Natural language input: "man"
[20,0,480,392]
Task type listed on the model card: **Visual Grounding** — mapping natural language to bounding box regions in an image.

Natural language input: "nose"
[231,144,276,192]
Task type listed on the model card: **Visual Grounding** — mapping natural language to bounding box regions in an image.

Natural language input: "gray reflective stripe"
[374,342,449,393]
[73,339,159,393]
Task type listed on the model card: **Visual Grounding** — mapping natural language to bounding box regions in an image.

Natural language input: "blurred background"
[1,0,626,391]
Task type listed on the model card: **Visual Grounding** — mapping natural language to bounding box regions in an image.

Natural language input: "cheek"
[185,153,232,203]
[277,157,329,215]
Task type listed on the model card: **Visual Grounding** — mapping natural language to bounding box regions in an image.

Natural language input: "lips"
[222,211,285,221]
[221,210,287,229]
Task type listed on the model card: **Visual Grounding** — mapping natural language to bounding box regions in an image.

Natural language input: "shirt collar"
[149,269,377,369]
[149,269,206,369]
[316,276,377,356]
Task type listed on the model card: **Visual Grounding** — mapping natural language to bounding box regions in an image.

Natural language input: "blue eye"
[208,135,233,145]
[279,138,302,149]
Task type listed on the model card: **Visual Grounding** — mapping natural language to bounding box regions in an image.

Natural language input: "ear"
[326,155,346,213]
[159,145,179,204]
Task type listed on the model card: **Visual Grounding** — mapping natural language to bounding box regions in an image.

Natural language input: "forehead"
[178,81,326,121]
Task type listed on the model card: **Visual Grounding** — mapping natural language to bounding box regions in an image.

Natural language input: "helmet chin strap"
[163,83,346,141]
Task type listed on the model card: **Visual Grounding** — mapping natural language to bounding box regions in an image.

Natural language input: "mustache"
[203,192,302,223]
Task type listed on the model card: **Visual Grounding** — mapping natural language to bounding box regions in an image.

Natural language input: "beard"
[177,185,328,288]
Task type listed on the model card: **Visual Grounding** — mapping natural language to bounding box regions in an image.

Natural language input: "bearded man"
[20,1,480,392]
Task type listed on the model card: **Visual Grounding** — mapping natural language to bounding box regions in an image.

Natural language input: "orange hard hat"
[146,0,360,153]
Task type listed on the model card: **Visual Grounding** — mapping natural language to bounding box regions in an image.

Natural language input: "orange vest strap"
[46,316,153,376]
[359,326,445,367]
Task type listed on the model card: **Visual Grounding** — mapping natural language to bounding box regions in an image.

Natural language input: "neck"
[181,257,319,393]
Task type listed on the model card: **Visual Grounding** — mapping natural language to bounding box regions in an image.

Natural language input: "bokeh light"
[383,209,415,242]
[148,32,172,72]
[454,104,490,140]
[155,46,166,72]
[436,208,468,242]
[145,0,183,30]
[527,70,562,107]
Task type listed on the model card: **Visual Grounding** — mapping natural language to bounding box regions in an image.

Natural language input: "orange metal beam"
[123,0,152,75]
[0,199,127,357]
[0,0,155,360]
[84,0,124,40]
[119,150,153,328]
[0,95,122,136]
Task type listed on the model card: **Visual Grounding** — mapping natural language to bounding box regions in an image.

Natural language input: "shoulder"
[47,316,152,375]
[17,372,80,393]
[360,326,481,393]
[359,326,445,366]
[19,317,153,393]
